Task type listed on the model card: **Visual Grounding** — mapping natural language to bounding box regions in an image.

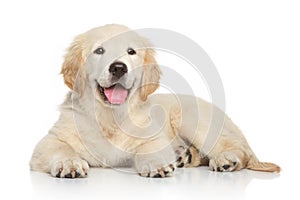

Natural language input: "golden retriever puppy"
[30,24,280,178]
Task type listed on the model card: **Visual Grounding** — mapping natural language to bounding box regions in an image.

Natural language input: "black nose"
[109,62,128,78]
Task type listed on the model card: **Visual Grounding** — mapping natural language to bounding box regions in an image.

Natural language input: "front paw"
[51,158,89,178]
[138,164,176,178]
[135,154,176,178]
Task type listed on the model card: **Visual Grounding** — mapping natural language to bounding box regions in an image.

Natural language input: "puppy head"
[61,24,161,104]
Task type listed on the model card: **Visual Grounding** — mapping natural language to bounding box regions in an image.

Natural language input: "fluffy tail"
[246,156,281,173]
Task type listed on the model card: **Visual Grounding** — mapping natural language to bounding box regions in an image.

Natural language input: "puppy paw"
[175,146,192,168]
[138,164,175,178]
[209,152,240,172]
[175,145,206,168]
[135,155,176,178]
[135,145,176,178]
[51,158,89,178]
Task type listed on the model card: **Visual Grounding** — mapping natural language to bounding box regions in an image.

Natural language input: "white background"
[0,0,299,200]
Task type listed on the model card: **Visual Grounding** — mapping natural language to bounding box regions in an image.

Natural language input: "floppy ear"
[140,48,161,101]
[60,35,86,95]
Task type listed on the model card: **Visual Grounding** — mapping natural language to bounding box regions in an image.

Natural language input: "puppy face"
[61,24,161,106]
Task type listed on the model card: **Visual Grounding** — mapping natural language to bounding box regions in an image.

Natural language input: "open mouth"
[97,82,129,105]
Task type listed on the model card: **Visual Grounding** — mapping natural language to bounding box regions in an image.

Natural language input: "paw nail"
[187,154,192,164]
[64,173,72,178]
[153,174,162,178]
[186,149,191,156]
[75,171,81,178]
[223,165,230,170]
[177,163,184,168]
[169,164,175,171]
[176,157,182,162]
[56,172,61,178]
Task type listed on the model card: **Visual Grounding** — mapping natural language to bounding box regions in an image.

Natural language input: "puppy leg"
[179,116,256,172]
[206,130,280,172]
[200,126,251,172]
[135,138,176,178]
[30,134,89,178]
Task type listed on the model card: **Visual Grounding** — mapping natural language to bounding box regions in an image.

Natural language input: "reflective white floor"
[29,167,280,200]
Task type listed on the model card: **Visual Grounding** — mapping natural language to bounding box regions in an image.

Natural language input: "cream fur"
[30,24,280,178]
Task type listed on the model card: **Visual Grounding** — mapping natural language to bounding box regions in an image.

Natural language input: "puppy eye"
[94,47,105,55]
[127,48,136,55]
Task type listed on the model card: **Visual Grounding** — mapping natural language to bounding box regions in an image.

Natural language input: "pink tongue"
[104,85,128,104]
